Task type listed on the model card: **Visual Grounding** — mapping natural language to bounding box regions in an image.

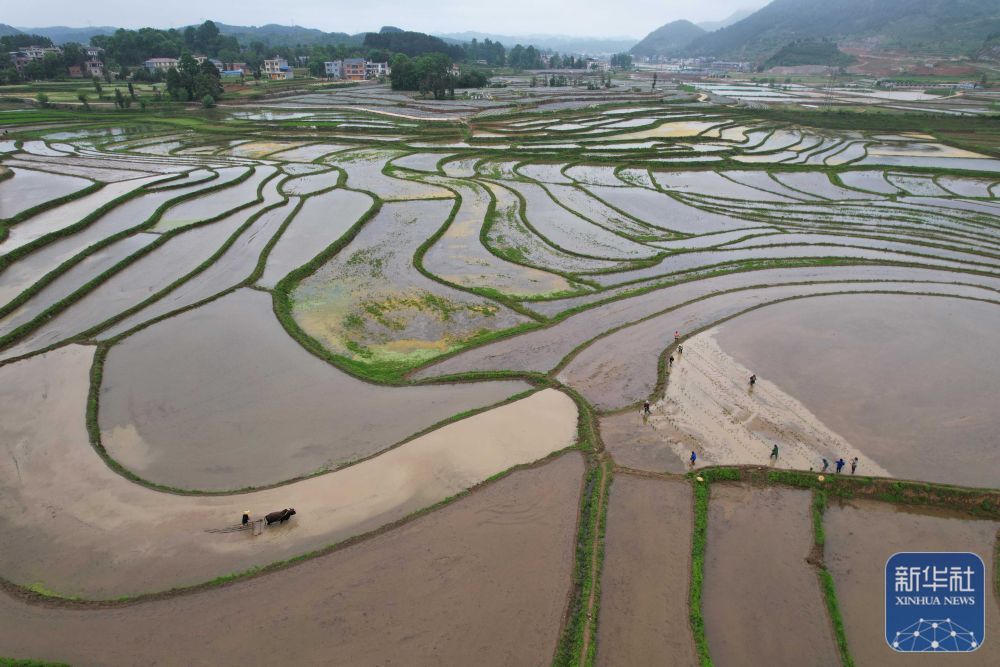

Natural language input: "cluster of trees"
[461,38,506,66]
[92,21,239,66]
[389,53,489,98]
[165,55,223,104]
[610,53,633,69]
[363,28,464,60]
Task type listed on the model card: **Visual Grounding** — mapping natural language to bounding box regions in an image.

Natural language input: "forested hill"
[214,23,362,47]
[630,20,706,58]
[683,0,1000,59]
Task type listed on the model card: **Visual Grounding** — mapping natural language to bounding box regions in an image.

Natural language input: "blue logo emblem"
[886,552,985,652]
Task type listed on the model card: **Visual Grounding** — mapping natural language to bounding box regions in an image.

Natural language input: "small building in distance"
[144,57,179,73]
[263,56,294,80]
[324,60,342,78]
[365,61,390,79]
[323,59,390,80]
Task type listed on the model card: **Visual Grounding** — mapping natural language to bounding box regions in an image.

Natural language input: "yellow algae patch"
[868,143,988,159]
[0,345,578,597]
[227,140,307,158]
[593,120,724,142]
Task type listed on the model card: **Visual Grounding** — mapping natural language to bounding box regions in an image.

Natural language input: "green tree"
[201,94,216,108]
[92,76,103,96]
[165,67,182,100]
[127,81,135,98]
[35,92,50,108]
[77,91,89,110]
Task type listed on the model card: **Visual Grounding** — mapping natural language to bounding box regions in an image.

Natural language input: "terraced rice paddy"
[1,82,998,666]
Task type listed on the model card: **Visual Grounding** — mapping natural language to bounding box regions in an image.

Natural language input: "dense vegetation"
[630,20,706,58]
[763,39,856,68]
[684,0,1000,59]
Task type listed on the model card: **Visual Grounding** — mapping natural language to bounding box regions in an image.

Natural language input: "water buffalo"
[264,508,297,525]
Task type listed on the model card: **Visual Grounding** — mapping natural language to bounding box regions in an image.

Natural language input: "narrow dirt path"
[578,457,610,665]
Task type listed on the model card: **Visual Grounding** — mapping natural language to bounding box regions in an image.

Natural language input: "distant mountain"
[696,8,758,32]
[437,31,637,55]
[630,20,706,58]
[214,23,362,47]
[685,0,1000,60]
[0,24,22,37]
[12,25,117,44]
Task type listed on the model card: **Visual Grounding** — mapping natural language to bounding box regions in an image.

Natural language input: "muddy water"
[98,196,295,338]
[597,475,696,666]
[0,174,165,253]
[589,184,763,235]
[559,284,998,411]
[0,167,89,219]
[825,501,1000,665]
[715,294,1000,487]
[0,454,583,665]
[704,485,840,666]
[100,288,531,490]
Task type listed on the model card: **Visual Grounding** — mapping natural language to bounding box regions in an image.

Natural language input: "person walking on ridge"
[749,373,757,387]
[668,355,674,368]
[770,444,779,463]
[643,400,651,416]
[850,457,859,474]
[821,458,829,473]
[836,458,846,474]
[690,450,697,467]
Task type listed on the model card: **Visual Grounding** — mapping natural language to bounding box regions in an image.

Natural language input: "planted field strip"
[0,343,574,597]
[936,175,996,198]
[0,168,92,225]
[390,152,453,173]
[1,174,167,254]
[721,170,824,201]
[825,501,1000,666]
[596,475,696,666]
[0,454,584,665]
[98,198,295,337]
[655,170,799,202]
[502,180,659,259]
[0,233,158,337]
[420,178,573,297]
[280,169,340,195]
[266,142,350,162]
[329,149,452,199]
[418,264,1000,378]
[0,167,247,308]
[771,172,881,200]
[587,245,988,288]
[154,166,276,232]
[704,485,840,666]
[483,182,622,274]
[0,207,252,361]
[586,185,762,234]
[292,198,529,369]
[258,189,374,289]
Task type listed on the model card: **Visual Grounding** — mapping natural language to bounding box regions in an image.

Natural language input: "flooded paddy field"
[826,501,1000,665]
[714,294,1000,487]
[99,289,532,490]
[704,485,840,666]
[2,81,1000,664]
[597,475,696,666]
[0,454,584,665]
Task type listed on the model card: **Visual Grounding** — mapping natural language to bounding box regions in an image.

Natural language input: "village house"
[144,57,179,73]
[325,59,390,80]
[263,56,293,80]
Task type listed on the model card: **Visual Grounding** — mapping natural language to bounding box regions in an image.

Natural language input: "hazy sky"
[7,1,767,38]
